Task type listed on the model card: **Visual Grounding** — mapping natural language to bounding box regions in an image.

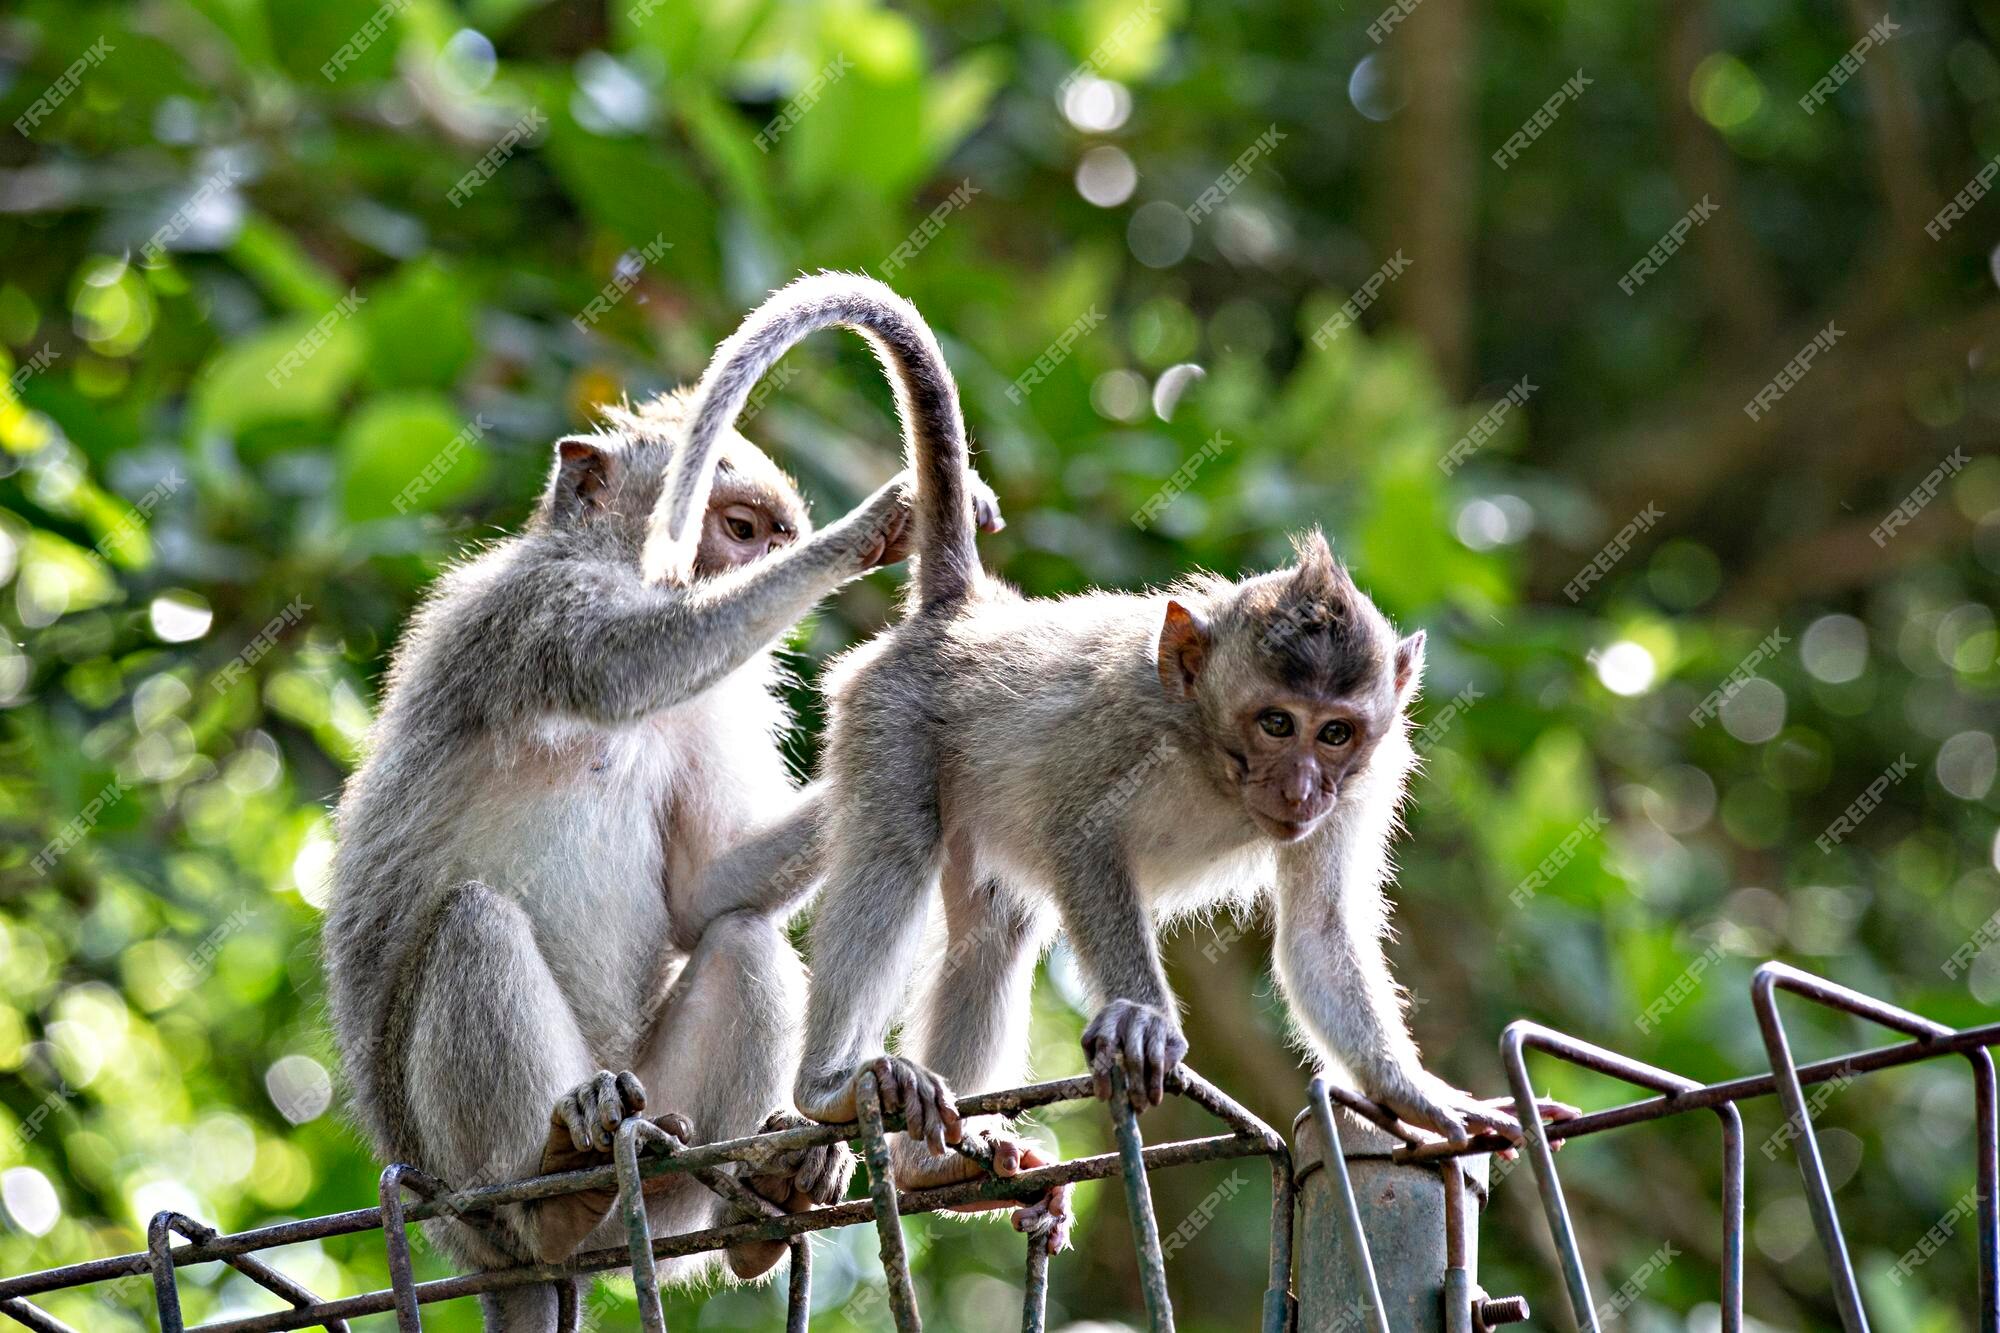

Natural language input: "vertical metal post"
[1499,1027,1599,1333]
[786,1237,812,1333]
[1303,1080,1391,1333]
[145,1214,188,1333]
[378,1165,440,1332]
[1264,1149,1297,1333]
[1972,1049,1999,1333]
[1108,1069,1175,1333]
[1716,1104,1745,1333]
[616,1116,675,1333]
[1021,1229,1051,1333]
[856,1071,923,1333]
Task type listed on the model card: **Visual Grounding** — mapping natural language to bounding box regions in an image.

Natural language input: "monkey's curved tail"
[647,271,976,610]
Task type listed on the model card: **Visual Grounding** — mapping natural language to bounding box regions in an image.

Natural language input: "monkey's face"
[1228,692,1390,840]
[692,487,802,576]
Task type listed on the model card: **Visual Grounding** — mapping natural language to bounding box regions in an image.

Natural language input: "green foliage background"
[2,0,1998,1328]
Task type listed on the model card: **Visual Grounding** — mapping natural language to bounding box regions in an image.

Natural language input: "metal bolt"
[1474,1295,1530,1329]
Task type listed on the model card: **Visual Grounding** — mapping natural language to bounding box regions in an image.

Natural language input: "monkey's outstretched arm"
[671,785,826,950]
[536,475,908,723]
[1271,826,1520,1144]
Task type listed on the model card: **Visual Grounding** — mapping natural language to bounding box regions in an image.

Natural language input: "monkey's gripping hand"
[1374,1071,1580,1155]
[834,472,916,571]
[1082,998,1189,1113]
[797,1055,964,1155]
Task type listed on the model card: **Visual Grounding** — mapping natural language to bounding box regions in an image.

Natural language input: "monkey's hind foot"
[530,1070,655,1263]
[1082,999,1188,1112]
[723,1110,857,1281]
[743,1109,857,1209]
[893,1129,1075,1252]
[798,1055,963,1156]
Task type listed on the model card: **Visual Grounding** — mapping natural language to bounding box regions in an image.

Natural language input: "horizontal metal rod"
[1397,1018,2000,1164]
[189,1134,1273,1333]
[0,1074,1109,1306]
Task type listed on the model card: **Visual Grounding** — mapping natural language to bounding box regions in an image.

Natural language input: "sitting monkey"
[326,278,1001,1328]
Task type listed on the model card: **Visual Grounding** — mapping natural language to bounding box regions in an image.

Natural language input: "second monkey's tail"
[647,271,978,610]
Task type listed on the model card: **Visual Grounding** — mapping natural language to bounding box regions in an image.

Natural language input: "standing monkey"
[707,279,1561,1236]
[325,276,1000,1329]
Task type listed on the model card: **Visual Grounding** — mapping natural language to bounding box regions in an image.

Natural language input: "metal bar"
[1502,1020,1742,1332]
[1498,1026,1598,1333]
[856,1072,922,1333]
[1108,1070,1174,1333]
[555,1278,578,1333]
[1751,962,1949,1333]
[1263,1148,1296,1333]
[1716,1103,1745,1333]
[191,1134,1271,1332]
[0,1300,78,1333]
[1971,1048,1999,1333]
[148,1213,191,1333]
[1305,1078,1391,1333]
[616,1116,678,1333]
[1396,1017,2000,1164]
[1021,1229,1050,1333]
[378,1164,442,1332]
[786,1237,811,1333]
[25,1024,2000,1312]
[1444,1165,1473,1333]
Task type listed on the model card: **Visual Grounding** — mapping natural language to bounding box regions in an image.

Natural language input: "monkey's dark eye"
[1319,719,1355,747]
[725,516,757,542]
[1257,710,1294,738]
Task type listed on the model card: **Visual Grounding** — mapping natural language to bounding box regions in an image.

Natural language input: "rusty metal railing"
[0,1065,1293,1333]
[2,958,1994,1331]
[1367,960,1997,1332]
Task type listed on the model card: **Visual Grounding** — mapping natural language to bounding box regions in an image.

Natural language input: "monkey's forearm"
[1052,859,1177,1020]
[1273,842,1425,1095]
[549,483,902,722]
[674,786,825,948]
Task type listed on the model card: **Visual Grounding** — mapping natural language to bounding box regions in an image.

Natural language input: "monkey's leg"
[401,882,609,1278]
[896,852,1073,1247]
[624,909,854,1283]
[477,1282,582,1331]
[795,767,956,1150]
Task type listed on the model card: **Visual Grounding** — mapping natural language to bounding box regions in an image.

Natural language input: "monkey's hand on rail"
[1379,1075,1582,1161]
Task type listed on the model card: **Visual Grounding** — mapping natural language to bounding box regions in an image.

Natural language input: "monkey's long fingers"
[616,1071,647,1116]
[1123,1021,1159,1111]
[589,1070,629,1146]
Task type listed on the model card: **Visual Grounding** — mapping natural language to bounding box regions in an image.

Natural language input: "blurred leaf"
[337,392,485,521]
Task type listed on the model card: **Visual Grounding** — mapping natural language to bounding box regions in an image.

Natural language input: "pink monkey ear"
[1394,630,1426,700]
[1157,599,1211,699]
[554,437,615,511]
